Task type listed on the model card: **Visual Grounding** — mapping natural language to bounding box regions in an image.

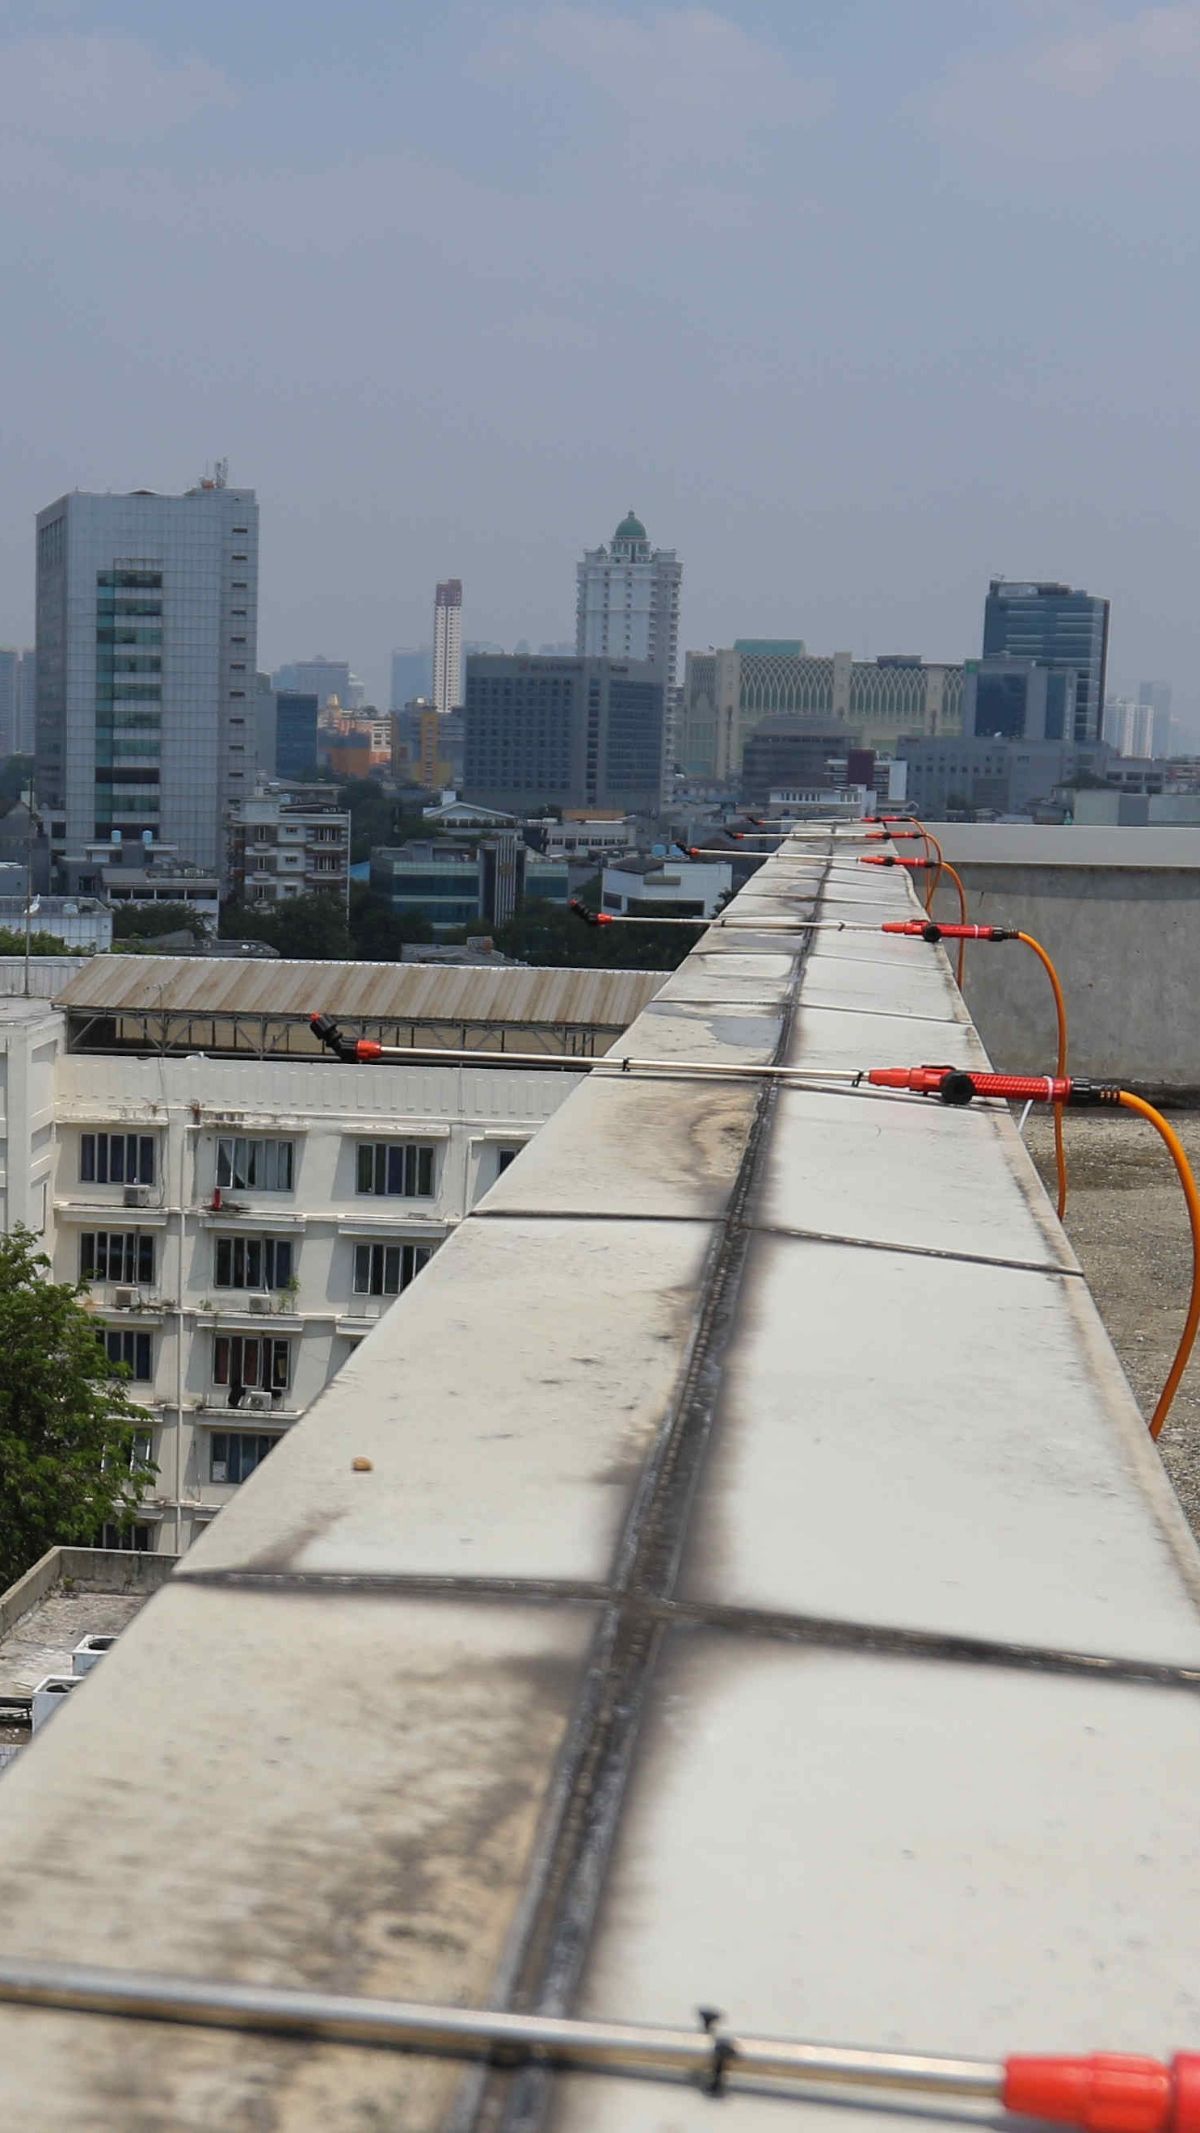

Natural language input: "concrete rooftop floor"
[1027,1113,1200,1534]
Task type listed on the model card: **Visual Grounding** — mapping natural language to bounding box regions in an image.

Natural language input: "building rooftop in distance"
[0,1549,177,1762]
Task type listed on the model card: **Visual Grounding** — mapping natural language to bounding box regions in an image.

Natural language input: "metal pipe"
[364,1043,864,1084]
[0,1956,1003,2102]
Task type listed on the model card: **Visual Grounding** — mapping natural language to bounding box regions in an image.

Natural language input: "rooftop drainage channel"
[469,860,825,2133]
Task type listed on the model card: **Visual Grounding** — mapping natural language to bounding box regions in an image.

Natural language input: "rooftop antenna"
[197,458,229,491]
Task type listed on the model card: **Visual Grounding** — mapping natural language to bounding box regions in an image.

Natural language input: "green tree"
[494,900,693,972]
[0,1228,156,1587]
[112,901,208,942]
[220,892,354,959]
[348,884,433,959]
[0,926,74,956]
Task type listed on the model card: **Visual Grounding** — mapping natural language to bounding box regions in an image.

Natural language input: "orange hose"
[1016,933,1069,1221]
[1116,1093,1200,1439]
[927,860,969,985]
[922,828,944,913]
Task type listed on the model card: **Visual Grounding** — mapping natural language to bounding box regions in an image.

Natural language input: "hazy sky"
[1,0,1198,719]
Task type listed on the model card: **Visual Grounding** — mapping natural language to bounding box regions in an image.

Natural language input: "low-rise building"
[226,787,350,906]
[371,834,569,931]
[601,856,731,917]
[0,956,668,1552]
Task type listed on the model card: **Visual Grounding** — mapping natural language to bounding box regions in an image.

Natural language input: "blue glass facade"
[982,581,1109,743]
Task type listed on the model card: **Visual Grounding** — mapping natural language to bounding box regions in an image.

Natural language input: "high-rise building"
[273,657,354,711]
[464,654,664,813]
[35,481,259,874]
[576,511,681,685]
[257,689,320,781]
[432,581,463,715]
[0,651,18,758]
[982,580,1109,742]
[389,647,431,711]
[1103,695,1172,760]
[963,658,1077,742]
[0,649,35,758]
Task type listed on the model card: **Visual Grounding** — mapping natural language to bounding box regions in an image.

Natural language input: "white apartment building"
[34,481,259,877]
[0,956,666,1553]
[576,512,682,686]
[432,580,463,716]
[225,788,350,905]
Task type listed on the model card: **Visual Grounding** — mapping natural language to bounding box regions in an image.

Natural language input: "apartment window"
[212,1334,291,1394]
[216,1137,294,1191]
[352,1242,431,1295]
[209,1432,276,1484]
[81,1233,154,1286]
[81,1133,156,1186]
[356,1142,435,1197]
[213,1235,293,1290]
[102,1328,153,1380]
[496,1147,520,1175]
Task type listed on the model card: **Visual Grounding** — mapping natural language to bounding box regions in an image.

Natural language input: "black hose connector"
[309,1013,357,1062]
[1068,1080,1123,1108]
[937,1070,979,1106]
[569,898,600,927]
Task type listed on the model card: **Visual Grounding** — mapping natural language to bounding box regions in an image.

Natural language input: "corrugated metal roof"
[54,955,667,1031]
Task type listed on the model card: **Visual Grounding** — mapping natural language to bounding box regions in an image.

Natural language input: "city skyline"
[1,3,1198,731]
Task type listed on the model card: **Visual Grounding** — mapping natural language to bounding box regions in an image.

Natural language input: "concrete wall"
[933,842,1200,1088]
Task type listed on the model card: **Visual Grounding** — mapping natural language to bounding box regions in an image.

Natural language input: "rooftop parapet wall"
[0,843,1195,2127]
[931,824,1200,1088]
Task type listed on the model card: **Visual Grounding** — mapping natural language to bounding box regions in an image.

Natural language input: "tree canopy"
[112,901,209,942]
[0,1228,156,1587]
[0,926,75,956]
[493,900,694,971]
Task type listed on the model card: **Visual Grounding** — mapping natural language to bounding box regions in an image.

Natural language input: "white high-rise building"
[34,479,259,875]
[576,510,682,685]
[432,580,463,715]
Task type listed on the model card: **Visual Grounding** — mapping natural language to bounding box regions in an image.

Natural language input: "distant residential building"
[576,511,681,687]
[601,857,731,919]
[741,724,855,805]
[273,658,354,712]
[62,835,220,930]
[1103,695,1173,760]
[390,700,462,790]
[464,654,665,814]
[680,647,963,780]
[964,659,1078,742]
[226,788,350,906]
[390,648,431,711]
[35,482,259,875]
[982,580,1109,742]
[371,832,569,932]
[432,581,463,716]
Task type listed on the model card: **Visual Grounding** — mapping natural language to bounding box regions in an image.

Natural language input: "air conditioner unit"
[112,1286,136,1310]
[72,1634,117,1678]
[123,1185,152,1208]
[247,1295,273,1315]
[31,1676,79,1734]
[242,1389,274,1413]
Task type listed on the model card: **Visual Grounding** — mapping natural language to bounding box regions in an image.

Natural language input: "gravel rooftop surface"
[1026,1111,1200,1536]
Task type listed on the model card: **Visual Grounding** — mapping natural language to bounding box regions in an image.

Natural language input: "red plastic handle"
[881,922,1002,940]
[1003,2054,1200,2133]
[866,1066,1074,1101]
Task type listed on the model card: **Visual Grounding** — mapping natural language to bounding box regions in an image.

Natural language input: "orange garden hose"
[1116,1092,1200,1439]
[928,860,969,984]
[1016,933,1069,1221]
[921,827,944,912]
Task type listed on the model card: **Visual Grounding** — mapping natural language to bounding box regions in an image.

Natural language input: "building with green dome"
[576,510,681,690]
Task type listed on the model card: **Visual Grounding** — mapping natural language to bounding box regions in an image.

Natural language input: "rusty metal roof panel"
[53,955,667,1031]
